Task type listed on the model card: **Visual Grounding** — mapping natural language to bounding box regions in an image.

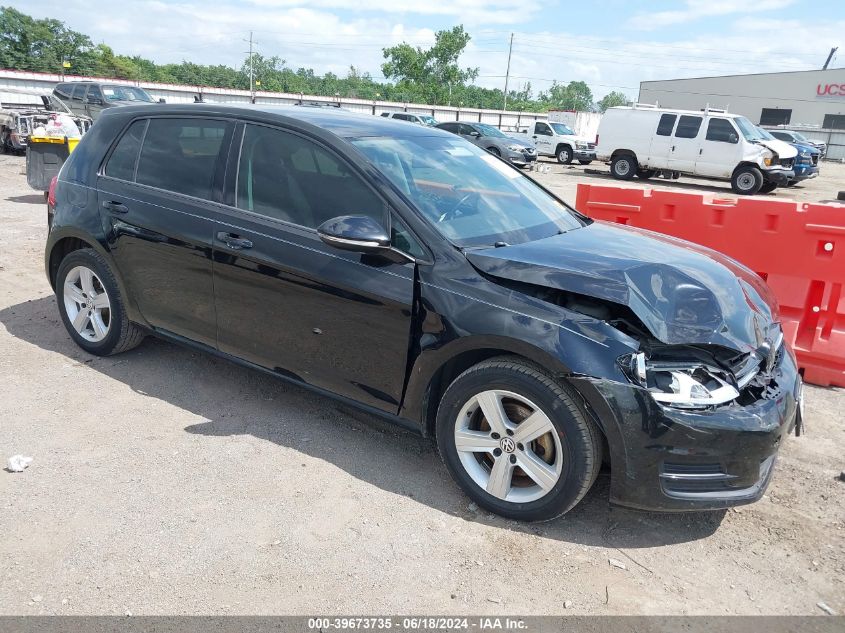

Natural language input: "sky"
[13,0,845,101]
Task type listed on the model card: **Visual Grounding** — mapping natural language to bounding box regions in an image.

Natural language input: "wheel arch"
[610,149,637,162]
[555,142,573,154]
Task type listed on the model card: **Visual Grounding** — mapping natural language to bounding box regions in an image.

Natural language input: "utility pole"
[822,47,838,70]
[503,33,513,111]
[244,31,256,103]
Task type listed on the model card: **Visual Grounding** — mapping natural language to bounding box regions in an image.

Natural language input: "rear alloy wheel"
[437,358,602,521]
[556,146,573,164]
[610,154,636,180]
[56,248,145,356]
[731,166,764,195]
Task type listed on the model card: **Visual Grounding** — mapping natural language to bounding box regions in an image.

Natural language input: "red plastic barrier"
[575,183,845,388]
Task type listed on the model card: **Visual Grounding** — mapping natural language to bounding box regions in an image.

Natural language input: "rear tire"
[731,166,764,195]
[637,169,656,180]
[610,154,636,180]
[55,248,145,356]
[436,357,602,521]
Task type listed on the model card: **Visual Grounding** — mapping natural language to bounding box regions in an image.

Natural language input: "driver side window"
[535,123,552,136]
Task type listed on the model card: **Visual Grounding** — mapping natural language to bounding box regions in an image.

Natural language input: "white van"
[380,111,438,126]
[595,104,797,195]
[511,120,596,164]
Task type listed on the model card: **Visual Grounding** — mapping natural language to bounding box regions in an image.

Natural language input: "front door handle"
[102,200,128,214]
[216,231,253,250]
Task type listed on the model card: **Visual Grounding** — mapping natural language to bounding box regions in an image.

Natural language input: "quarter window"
[656,113,676,136]
[705,119,738,143]
[236,124,385,229]
[674,115,702,139]
[391,214,425,259]
[135,118,230,200]
[104,119,147,181]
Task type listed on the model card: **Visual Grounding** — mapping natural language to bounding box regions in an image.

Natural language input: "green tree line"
[0,7,629,112]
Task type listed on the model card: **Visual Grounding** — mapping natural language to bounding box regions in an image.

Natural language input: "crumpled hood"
[759,138,797,159]
[465,222,779,352]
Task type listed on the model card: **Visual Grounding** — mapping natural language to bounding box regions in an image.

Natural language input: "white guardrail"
[0,68,565,131]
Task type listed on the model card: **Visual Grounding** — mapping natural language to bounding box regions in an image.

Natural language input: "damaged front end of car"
[465,221,803,510]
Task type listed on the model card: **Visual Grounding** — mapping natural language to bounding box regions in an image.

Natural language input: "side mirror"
[729,133,738,143]
[158,98,166,104]
[317,215,390,253]
[470,130,481,138]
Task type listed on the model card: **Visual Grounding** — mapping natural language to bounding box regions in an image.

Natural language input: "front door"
[695,117,742,178]
[97,116,234,347]
[533,122,555,155]
[667,114,703,173]
[212,122,415,413]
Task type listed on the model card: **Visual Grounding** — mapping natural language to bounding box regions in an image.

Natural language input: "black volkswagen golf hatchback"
[45,105,802,520]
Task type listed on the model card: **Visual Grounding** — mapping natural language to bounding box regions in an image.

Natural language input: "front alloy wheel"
[436,358,602,521]
[455,390,563,503]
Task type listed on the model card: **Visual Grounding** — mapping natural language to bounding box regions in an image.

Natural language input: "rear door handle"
[102,200,129,214]
[216,231,253,250]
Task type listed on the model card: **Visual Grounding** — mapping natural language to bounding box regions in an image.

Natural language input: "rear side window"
[439,123,458,133]
[656,114,676,136]
[104,119,147,181]
[706,118,738,143]
[674,115,702,139]
[236,123,385,229]
[135,118,230,199]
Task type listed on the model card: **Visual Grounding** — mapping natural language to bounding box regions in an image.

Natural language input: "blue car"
[758,127,819,186]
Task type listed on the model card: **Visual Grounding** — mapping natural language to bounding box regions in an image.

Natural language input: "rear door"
[97,116,234,347]
[668,114,703,173]
[646,113,676,169]
[696,117,742,178]
[211,122,416,413]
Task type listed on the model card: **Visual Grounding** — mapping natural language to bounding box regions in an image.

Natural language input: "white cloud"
[628,0,795,30]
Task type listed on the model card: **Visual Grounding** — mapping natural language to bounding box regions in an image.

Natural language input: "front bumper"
[792,164,819,182]
[574,149,597,161]
[762,168,794,186]
[571,343,801,512]
[507,149,538,165]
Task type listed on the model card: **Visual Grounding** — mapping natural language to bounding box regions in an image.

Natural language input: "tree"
[381,26,479,105]
[598,91,629,112]
[543,81,594,111]
[0,6,93,73]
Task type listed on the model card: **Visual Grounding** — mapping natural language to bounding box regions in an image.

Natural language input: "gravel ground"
[0,153,843,616]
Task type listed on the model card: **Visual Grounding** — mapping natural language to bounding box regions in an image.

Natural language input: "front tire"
[731,166,764,195]
[436,358,602,521]
[578,159,592,165]
[556,145,573,164]
[610,154,636,180]
[56,248,145,356]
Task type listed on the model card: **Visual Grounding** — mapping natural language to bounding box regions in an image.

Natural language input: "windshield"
[102,85,155,103]
[419,115,438,126]
[550,123,575,135]
[790,131,809,141]
[735,117,767,141]
[756,127,776,140]
[475,123,506,138]
[351,135,584,248]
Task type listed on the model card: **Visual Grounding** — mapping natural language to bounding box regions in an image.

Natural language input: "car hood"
[465,221,779,352]
[759,138,797,159]
[506,136,533,147]
[791,142,820,155]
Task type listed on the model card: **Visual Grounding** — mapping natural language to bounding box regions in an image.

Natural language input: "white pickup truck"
[511,120,597,164]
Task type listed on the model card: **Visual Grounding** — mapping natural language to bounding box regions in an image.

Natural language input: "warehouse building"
[639,68,845,130]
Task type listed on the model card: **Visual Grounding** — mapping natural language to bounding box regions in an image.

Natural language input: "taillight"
[47,176,58,208]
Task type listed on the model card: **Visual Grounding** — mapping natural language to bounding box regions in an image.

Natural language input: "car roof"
[101,103,452,140]
[608,106,744,119]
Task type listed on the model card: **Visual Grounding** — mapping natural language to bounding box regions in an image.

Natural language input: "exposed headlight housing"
[761,149,774,166]
[623,352,748,408]
[575,141,588,149]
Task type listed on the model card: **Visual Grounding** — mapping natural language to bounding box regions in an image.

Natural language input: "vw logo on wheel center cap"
[499,437,516,453]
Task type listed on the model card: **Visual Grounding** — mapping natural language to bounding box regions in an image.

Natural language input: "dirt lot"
[0,154,843,616]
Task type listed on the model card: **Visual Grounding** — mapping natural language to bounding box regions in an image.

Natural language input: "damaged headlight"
[626,352,740,408]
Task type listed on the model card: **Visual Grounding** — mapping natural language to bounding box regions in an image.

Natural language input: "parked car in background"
[380,111,438,126]
[767,129,827,158]
[53,81,158,120]
[595,104,797,195]
[46,104,801,520]
[758,127,820,186]
[511,120,596,164]
[435,121,536,167]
